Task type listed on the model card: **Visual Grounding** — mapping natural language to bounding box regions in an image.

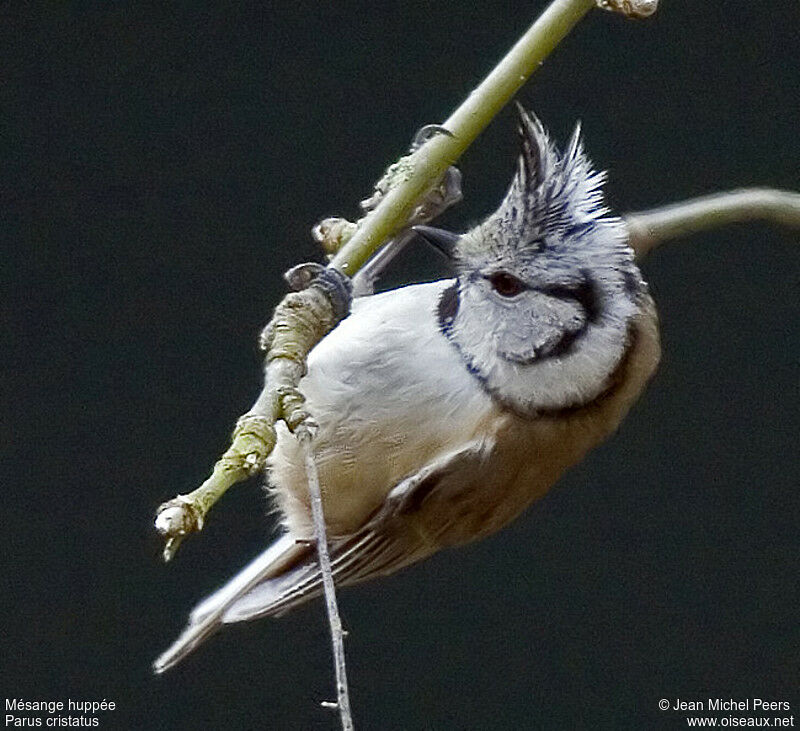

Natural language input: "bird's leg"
[349,231,413,297]
[358,125,461,221]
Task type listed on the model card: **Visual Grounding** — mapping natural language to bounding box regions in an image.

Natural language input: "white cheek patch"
[452,282,637,414]
[497,296,586,364]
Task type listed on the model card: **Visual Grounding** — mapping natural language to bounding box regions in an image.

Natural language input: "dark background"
[3,2,798,729]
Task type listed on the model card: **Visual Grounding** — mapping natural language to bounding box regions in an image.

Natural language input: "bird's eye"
[487,272,525,297]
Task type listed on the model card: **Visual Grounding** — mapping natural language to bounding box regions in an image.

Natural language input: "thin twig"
[625,188,800,258]
[299,433,354,731]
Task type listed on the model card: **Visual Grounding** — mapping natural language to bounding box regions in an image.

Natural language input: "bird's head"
[415,105,646,416]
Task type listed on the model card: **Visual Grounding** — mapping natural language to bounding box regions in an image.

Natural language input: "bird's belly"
[266,281,502,537]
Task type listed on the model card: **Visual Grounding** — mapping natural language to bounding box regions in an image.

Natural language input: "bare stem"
[300,435,354,731]
[625,188,800,258]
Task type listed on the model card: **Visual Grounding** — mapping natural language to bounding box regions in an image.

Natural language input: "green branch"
[330,0,596,276]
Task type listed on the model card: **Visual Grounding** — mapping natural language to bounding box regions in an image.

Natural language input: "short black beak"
[412,225,460,260]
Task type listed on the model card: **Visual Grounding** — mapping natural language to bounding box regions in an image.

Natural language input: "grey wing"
[153,437,495,673]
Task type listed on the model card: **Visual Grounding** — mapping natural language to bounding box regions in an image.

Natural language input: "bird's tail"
[153,533,316,674]
[153,502,414,672]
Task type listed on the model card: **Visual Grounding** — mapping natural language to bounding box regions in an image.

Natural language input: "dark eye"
[487,272,525,297]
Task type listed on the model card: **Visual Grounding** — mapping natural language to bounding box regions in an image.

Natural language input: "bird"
[153,105,661,673]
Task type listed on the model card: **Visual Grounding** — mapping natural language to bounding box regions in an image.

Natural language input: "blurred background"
[3,1,798,729]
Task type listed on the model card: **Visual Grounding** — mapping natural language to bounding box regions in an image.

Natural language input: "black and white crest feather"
[493,103,611,249]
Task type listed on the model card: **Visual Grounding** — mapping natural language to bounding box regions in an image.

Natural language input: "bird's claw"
[360,123,462,224]
[410,124,454,151]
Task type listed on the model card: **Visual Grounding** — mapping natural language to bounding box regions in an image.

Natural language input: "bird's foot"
[311,124,463,263]
[360,124,462,224]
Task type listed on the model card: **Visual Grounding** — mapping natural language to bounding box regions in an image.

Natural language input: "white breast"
[267,280,503,537]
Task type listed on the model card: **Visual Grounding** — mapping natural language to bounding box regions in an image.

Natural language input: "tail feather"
[220,559,325,623]
[219,531,377,624]
[153,533,311,674]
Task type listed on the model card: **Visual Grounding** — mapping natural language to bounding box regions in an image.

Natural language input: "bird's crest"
[492,104,612,247]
